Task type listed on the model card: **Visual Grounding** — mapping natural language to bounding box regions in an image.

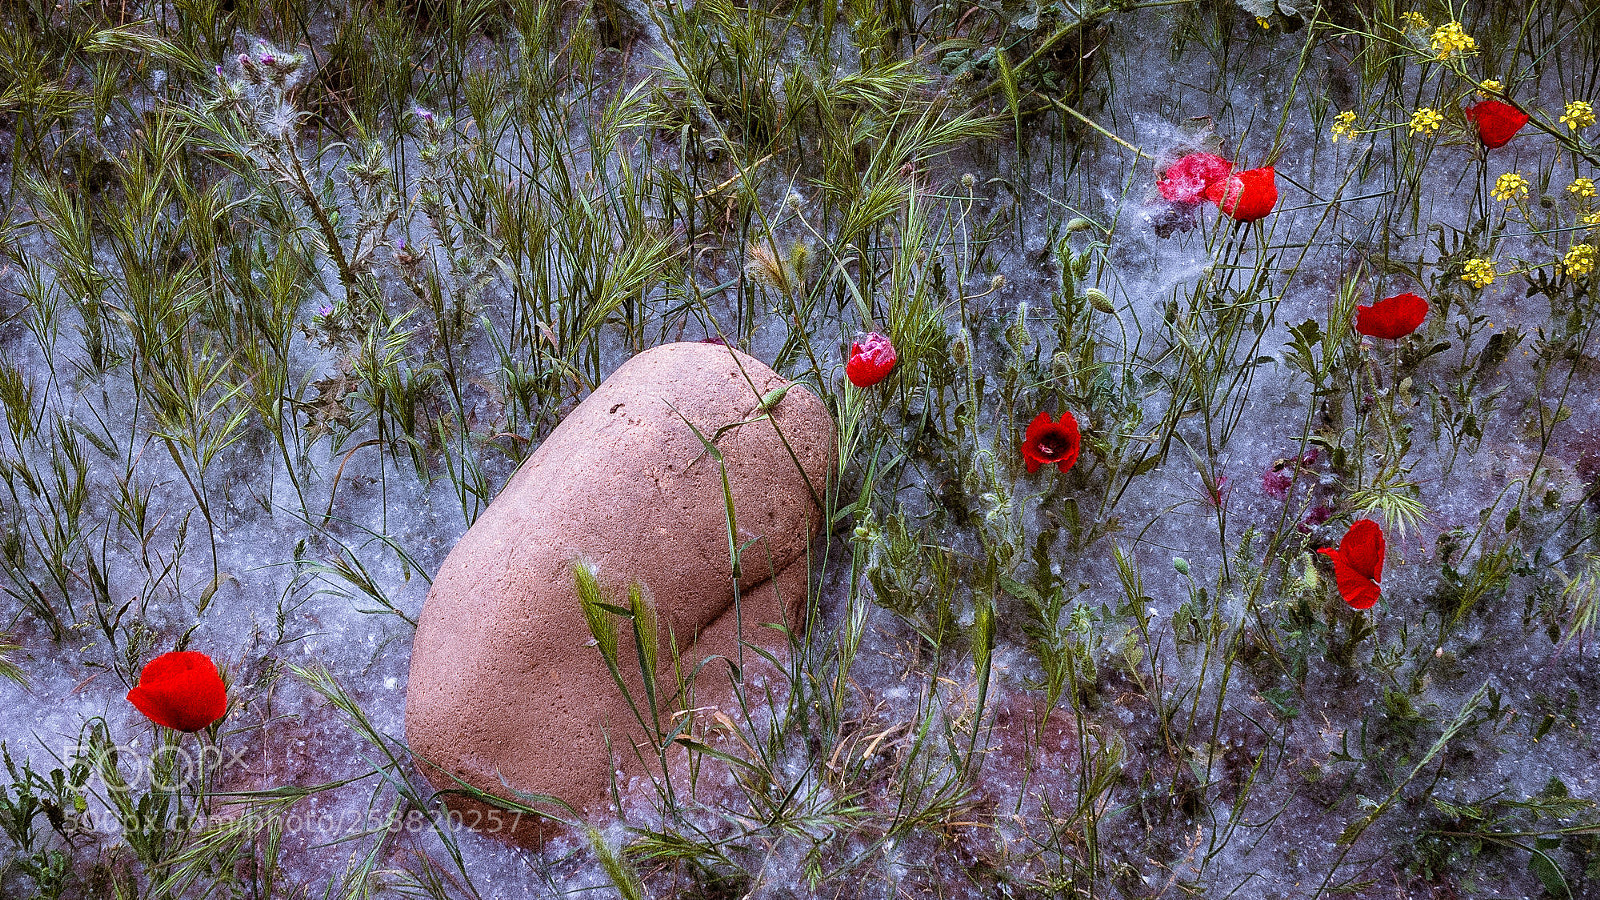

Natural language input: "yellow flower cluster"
[1492,172,1529,202]
[1410,107,1443,135]
[1331,110,1357,142]
[1398,12,1429,32]
[1565,243,1597,277]
[1586,211,1600,227]
[1430,21,1477,59]
[1570,178,1597,199]
[1462,258,1496,288]
[1561,100,1596,131]
[1478,79,1503,95]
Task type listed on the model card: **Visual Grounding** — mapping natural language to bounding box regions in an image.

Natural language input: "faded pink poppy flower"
[846,332,896,387]
[1158,152,1233,205]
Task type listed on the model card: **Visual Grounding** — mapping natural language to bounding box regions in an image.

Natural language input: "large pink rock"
[405,342,834,844]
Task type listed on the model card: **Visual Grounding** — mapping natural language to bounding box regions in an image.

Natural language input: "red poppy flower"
[128,651,228,732]
[1157,152,1233,205]
[846,332,896,388]
[1464,100,1529,149]
[1355,292,1429,340]
[1021,411,1081,474]
[1205,166,1278,222]
[1318,519,1385,610]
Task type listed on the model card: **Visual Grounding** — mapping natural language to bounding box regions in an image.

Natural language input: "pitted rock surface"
[404,342,834,844]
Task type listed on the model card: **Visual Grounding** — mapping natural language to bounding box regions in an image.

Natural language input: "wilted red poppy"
[1262,468,1292,499]
[1206,167,1279,222]
[1464,100,1529,149]
[1318,520,1385,610]
[1021,411,1081,474]
[1157,152,1233,205]
[846,332,896,388]
[1355,292,1429,340]
[128,651,228,732]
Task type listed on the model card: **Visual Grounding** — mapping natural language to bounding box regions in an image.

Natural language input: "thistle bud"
[951,328,971,368]
[1005,302,1031,353]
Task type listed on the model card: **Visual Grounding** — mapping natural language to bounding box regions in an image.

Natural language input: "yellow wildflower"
[1256,15,1270,29]
[1331,110,1358,142]
[1585,211,1600,227]
[1491,172,1529,202]
[1398,12,1429,32]
[1410,107,1443,135]
[1478,79,1503,94]
[1430,21,1478,59]
[1570,178,1597,199]
[1564,243,1597,277]
[1561,100,1596,131]
[1462,258,1496,288]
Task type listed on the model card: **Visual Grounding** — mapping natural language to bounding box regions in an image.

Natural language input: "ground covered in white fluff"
[2,1,1599,897]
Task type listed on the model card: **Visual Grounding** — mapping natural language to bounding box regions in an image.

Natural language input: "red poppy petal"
[137,650,209,684]
[1212,167,1278,222]
[1340,519,1386,582]
[845,355,891,387]
[1355,292,1429,340]
[129,671,227,731]
[1053,412,1082,473]
[1021,412,1054,462]
[1465,100,1529,149]
[1021,411,1082,473]
[129,651,227,732]
[1057,409,1081,437]
[1020,415,1050,469]
[1202,175,1230,205]
[1331,555,1382,610]
[1024,410,1053,437]
[128,683,189,731]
